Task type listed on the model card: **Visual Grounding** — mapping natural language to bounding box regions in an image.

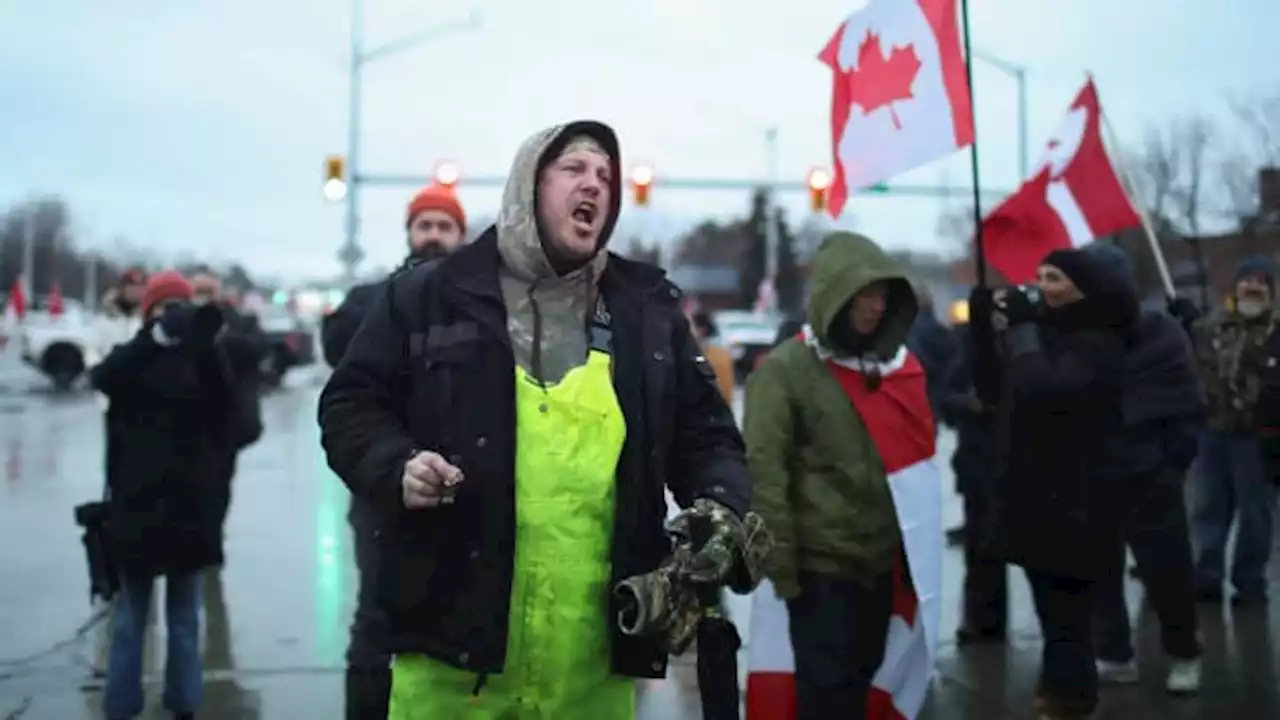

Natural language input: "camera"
[996,284,1045,323]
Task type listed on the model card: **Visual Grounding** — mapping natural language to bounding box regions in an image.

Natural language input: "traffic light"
[434,160,460,189]
[323,155,347,202]
[631,165,653,207]
[807,167,832,213]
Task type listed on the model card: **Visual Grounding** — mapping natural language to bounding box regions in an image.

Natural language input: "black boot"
[345,666,392,720]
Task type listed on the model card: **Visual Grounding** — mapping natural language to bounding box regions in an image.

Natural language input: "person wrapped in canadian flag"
[744,231,941,720]
[988,247,1137,719]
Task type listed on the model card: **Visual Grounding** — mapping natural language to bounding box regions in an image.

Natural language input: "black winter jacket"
[991,304,1128,582]
[93,327,237,577]
[317,230,751,679]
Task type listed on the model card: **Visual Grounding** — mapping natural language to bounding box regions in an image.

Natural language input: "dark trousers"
[1093,467,1200,663]
[786,569,893,720]
[346,500,390,720]
[961,484,1007,632]
[1026,569,1098,716]
[1192,431,1276,597]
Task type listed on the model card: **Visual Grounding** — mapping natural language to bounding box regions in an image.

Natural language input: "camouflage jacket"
[1190,307,1280,433]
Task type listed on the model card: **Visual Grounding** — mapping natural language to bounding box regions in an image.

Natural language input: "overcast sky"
[1,0,1275,280]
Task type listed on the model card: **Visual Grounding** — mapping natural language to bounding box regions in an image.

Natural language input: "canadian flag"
[819,0,974,217]
[4,279,26,325]
[746,330,943,720]
[981,79,1142,283]
[47,282,65,319]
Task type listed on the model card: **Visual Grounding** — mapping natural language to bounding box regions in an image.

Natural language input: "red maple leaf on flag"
[843,30,922,130]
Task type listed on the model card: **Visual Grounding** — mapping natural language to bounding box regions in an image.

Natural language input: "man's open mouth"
[571,201,598,227]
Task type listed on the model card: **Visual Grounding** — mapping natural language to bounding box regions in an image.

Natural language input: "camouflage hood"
[497,120,623,384]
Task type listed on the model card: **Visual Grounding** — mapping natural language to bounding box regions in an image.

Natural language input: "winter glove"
[614,500,774,654]
[1001,285,1042,325]
[1166,296,1200,333]
[189,303,225,346]
[663,498,749,586]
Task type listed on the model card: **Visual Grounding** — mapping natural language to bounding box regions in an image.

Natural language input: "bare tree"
[1218,88,1280,223]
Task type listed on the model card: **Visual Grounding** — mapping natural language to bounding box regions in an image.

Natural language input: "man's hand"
[401,451,464,509]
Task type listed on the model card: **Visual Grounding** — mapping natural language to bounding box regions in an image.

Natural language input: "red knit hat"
[406,184,466,233]
[141,270,194,317]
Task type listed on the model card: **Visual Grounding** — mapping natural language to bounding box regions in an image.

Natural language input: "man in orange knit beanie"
[321,182,467,720]
[404,184,466,261]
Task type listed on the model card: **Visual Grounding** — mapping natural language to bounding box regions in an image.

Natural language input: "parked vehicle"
[11,298,96,391]
[256,306,316,388]
[712,309,784,382]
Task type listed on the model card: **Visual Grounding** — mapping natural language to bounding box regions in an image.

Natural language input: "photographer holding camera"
[987,248,1136,719]
[92,271,240,720]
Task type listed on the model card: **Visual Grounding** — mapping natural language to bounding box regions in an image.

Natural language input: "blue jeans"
[102,571,204,719]
[1192,431,1277,598]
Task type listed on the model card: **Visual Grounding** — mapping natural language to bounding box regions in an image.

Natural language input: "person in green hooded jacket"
[318,120,760,720]
[743,231,921,719]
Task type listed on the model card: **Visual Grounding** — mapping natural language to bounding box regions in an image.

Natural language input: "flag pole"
[1093,80,1176,300]
[958,0,987,287]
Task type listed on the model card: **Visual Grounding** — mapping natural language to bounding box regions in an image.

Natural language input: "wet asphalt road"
[0,369,1277,719]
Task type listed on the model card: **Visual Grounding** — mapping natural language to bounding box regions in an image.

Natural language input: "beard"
[412,242,450,262]
[1236,296,1270,318]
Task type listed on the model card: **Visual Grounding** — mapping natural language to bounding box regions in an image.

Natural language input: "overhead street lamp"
[340,1,482,279]
[971,49,1030,180]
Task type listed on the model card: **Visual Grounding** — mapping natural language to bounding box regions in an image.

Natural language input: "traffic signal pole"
[339,2,481,282]
[340,0,364,280]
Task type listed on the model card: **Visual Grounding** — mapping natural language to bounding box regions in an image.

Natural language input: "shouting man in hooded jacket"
[318,120,754,720]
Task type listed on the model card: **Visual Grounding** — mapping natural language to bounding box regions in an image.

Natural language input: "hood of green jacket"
[806,231,918,358]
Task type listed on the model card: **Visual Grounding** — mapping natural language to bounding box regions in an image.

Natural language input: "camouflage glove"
[613,554,701,655]
[665,498,774,593]
[663,498,746,585]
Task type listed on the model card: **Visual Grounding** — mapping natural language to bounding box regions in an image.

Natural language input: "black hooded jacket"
[1080,243,1206,478]
[991,247,1136,581]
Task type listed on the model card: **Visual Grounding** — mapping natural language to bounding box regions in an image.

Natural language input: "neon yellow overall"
[388,348,634,720]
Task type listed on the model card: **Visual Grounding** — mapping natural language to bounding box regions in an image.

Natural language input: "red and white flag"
[4,278,26,325]
[981,79,1142,283]
[746,332,943,720]
[47,282,64,319]
[819,0,974,217]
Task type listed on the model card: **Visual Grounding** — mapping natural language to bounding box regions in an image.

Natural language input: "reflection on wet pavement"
[1,380,1277,719]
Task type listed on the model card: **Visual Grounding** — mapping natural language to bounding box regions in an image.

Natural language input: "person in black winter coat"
[939,320,1006,644]
[1079,243,1204,695]
[320,183,468,720]
[907,284,959,427]
[94,271,238,720]
[989,247,1135,719]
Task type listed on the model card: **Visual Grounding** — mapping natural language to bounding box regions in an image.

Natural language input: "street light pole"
[763,126,780,286]
[338,1,481,283]
[972,50,1030,179]
[340,0,365,281]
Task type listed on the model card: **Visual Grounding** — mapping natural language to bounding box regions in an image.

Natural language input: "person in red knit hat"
[94,268,237,720]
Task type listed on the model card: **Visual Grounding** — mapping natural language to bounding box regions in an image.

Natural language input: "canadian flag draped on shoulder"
[746,329,944,720]
[819,0,975,217]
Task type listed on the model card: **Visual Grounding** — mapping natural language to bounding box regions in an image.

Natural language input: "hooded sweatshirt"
[744,231,918,597]
[496,121,622,385]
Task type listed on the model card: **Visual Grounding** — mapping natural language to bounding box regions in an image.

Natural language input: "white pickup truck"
[7,295,139,392]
